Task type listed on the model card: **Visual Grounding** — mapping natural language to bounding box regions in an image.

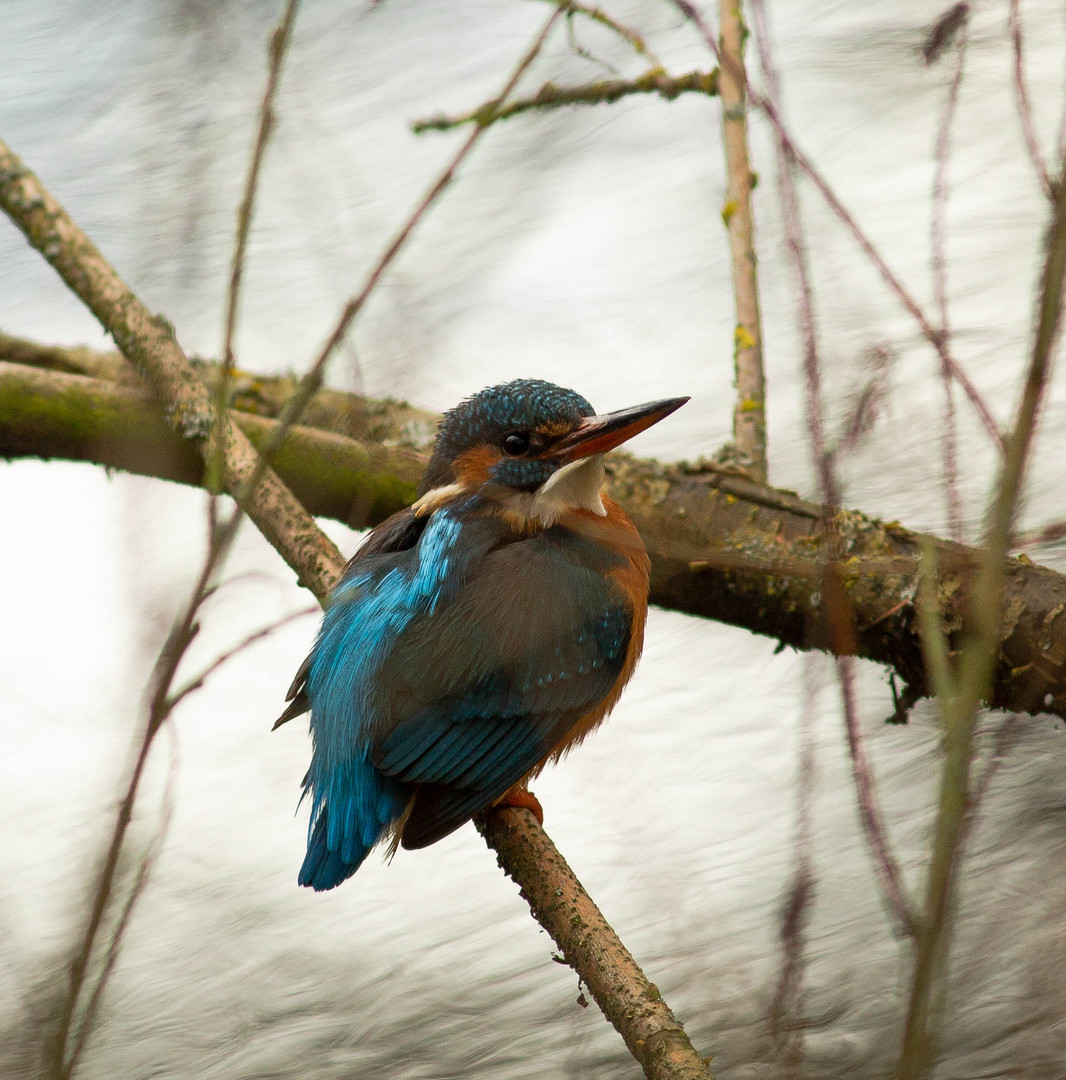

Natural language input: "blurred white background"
[3,1,1066,1076]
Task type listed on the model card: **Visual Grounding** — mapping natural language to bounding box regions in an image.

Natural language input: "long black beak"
[545,396,689,463]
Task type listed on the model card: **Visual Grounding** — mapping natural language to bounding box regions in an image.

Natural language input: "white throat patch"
[527,454,607,525]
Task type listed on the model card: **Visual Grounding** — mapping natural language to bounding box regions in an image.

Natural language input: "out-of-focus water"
[2,1,1066,1076]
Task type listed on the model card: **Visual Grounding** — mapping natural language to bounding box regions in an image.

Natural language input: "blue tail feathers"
[299,765,408,891]
[299,811,373,890]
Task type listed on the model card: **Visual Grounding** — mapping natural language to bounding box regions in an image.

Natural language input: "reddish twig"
[930,23,967,541]
[745,0,917,941]
[1008,0,1054,200]
[669,0,1002,451]
[770,659,819,1076]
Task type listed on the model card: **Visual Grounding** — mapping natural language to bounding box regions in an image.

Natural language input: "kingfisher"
[275,378,687,890]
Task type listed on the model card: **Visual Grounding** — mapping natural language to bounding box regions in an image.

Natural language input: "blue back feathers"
[295,492,634,889]
[290,379,650,891]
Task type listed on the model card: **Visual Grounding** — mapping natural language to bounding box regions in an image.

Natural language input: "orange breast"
[541,495,651,765]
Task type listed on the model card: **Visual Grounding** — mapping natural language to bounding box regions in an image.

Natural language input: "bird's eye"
[502,431,531,456]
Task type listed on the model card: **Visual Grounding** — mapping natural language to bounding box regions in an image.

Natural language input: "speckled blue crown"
[421,380,595,492]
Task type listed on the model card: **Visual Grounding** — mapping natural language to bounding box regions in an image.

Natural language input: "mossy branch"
[7,338,1066,731]
[411,69,719,133]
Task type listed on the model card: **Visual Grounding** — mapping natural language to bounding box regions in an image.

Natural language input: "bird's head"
[416,379,688,526]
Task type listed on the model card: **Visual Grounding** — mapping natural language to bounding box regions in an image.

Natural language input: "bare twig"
[167,605,317,709]
[411,68,718,132]
[214,0,302,493]
[61,738,177,1078]
[899,158,1066,1080]
[538,0,663,67]
[770,660,819,1076]
[1008,0,1054,200]
[746,0,916,941]
[930,21,967,541]
[718,0,767,481]
[669,0,1002,450]
[839,653,918,939]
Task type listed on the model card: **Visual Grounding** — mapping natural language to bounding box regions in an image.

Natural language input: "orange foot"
[496,787,544,825]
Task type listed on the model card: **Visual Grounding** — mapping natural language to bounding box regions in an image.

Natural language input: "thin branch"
[221,0,300,373]
[668,0,1003,451]
[62,738,177,1078]
[718,0,767,481]
[565,11,621,75]
[770,659,819,1076]
[167,605,318,709]
[839,653,918,939]
[899,155,1066,1080]
[213,0,302,493]
[930,22,967,541]
[478,807,713,1079]
[537,0,663,67]
[1008,0,1054,200]
[747,0,916,941]
[411,69,718,133]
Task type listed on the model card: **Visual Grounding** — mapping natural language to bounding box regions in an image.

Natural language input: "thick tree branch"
[6,345,1066,728]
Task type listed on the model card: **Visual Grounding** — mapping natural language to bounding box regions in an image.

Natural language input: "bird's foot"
[496,787,544,825]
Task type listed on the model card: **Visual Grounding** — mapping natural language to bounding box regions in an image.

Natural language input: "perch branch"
[479,807,713,1080]
[7,348,1066,731]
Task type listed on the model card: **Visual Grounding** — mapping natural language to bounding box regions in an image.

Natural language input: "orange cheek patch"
[453,444,498,487]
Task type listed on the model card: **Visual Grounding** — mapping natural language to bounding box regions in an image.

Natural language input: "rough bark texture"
[5,340,1066,726]
[479,807,713,1080]
[0,360,424,530]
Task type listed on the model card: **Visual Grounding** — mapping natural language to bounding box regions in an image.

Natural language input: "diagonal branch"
[411,69,719,132]
[0,138,344,603]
